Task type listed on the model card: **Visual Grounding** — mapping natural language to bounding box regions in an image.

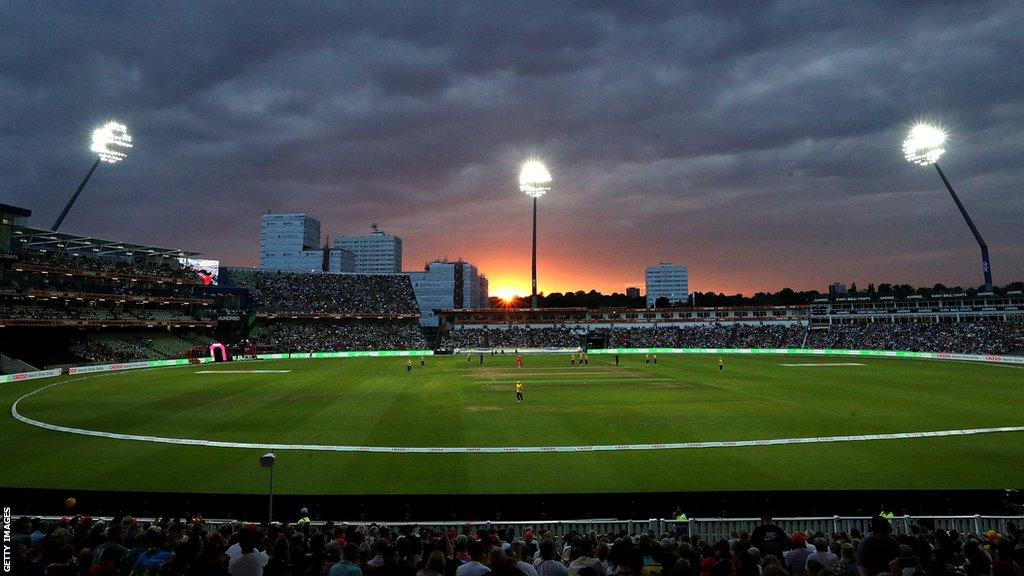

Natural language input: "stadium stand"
[7,513,1021,576]
[221,269,419,314]
[67,331,213,363]
[3,230,1023,364]
[441,324,805,352]
[249,319,429,352]
[0,232,221,368]
[13,244,200,282]
[442,326,582,349]
[441,321,1023,355]
[216,269,428,353]
[804,322,1024,355]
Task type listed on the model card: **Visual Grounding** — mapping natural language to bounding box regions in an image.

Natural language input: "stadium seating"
[222,269,419,314]
[805,322,1024,355]
[67,331,212,363]
[249,319,429,352]
[442,326,582,349]
[17,249,199,282]
[442,322,1024,355]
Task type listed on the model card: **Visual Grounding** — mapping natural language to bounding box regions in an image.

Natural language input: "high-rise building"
[259,213,354,273]
[334,224,402,274]
[828,282,847,297]
[645,262,688,308]
[626,287,641,299]
[407,260,489,326]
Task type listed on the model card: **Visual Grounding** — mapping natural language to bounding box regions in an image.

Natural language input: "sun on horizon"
[490,287,521,302]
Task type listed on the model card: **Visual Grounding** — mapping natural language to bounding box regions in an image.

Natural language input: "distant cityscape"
[251,212,691,324]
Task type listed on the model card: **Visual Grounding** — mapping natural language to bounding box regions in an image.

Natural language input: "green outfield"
[2,354,1023,495]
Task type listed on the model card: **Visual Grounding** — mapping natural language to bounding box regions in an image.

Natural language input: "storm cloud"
[2,1,1022,294]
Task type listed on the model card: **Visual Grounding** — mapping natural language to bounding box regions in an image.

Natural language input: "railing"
[685,515,1023,541]
[21,516,1024,541]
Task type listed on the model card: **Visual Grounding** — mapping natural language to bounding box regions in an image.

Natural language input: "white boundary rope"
[11,373,1024,454]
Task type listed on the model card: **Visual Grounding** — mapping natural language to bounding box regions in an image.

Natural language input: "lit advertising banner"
[67,358,211,375]
[0,368,62,384]
[255,350,434,360]
[587,348,1024,364]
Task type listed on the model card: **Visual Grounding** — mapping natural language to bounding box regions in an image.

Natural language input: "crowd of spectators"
[62,332,210,364]
[442,325,805,351]
[18,250,199,282]
[10,272,202,299]
[0,304,200,323]
[805,322,1024,355]
[442,326,582,350]
[250,320,430,352]
[596,325,802,349]
[442,322,1024,355]
[225,271,419,315]
[69,338,152,363]
[7,514,1022,576]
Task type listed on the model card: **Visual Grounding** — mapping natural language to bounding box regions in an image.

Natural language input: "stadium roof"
[11,225,200,260]
[0,203,32,217]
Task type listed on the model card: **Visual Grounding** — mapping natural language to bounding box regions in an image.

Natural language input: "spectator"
[456,540,491,576]
[417,550,449,576]
[332,542,364,576]
[808,538,839,572]
[784,534,813,576]
[836,543,858,576]
[228,526,269,576]
[750,516,789,564]
[91,524,129,569]
[857,517,899,576]
[535,540,569,576]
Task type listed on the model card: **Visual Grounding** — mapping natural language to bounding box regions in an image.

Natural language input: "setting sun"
[491,287,520,302]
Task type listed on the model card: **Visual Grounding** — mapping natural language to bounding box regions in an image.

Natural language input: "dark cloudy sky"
[3,2,1022,296]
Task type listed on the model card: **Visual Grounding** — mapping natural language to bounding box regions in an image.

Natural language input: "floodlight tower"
[52,121,133,232]
[903,123,992,291]
[519,160,551,309]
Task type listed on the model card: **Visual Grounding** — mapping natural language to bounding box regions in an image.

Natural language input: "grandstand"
[0,225,219,368]
[219,267,429,353]
[247,318,429,353]
[809,292,1024,326]
[220,267,420,314]
[435,294,1024,354]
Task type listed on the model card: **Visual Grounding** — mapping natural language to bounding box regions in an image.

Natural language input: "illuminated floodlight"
[901,120,992,290]
[519,160,552,198]
[91,121,133,163]
[903,123,946,166]
[52,119,134,231]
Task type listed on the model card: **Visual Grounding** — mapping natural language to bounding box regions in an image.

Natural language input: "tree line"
[488,281,1024,309]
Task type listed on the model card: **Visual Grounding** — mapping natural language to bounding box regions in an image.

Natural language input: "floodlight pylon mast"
[933,163,993,291]
[52,158,101,232]
[531,195,538,308]
[519,160,550,308]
